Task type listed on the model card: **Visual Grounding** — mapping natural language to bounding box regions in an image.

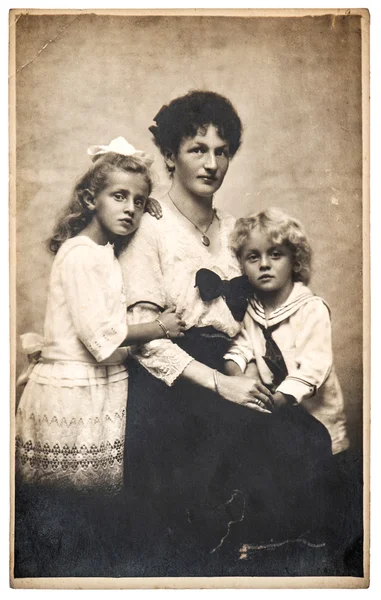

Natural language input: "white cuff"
[224,353,247,373]
[277,377,316,403]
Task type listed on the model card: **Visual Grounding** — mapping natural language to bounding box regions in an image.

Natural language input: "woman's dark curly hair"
[48,152,153,255]
[149,90,243,170]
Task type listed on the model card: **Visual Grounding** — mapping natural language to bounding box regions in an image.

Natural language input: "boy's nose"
[259,257,270,269]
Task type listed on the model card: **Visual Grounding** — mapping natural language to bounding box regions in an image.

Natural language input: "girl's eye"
[134,198,145,208]
[113,193,124,202]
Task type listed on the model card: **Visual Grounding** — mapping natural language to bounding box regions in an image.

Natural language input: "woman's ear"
[82,189,96,211]
[164,149,176,173]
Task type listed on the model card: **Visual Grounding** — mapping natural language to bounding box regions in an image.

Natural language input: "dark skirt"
[125,327,333,553]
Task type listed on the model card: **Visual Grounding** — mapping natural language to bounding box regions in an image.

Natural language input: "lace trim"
[136,339,194,386]
[17,408,126,428]
[16,436,124,472]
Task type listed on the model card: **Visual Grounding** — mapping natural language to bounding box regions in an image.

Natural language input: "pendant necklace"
[168,191,215,247]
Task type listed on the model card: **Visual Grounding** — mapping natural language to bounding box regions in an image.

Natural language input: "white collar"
[247,282,325,327]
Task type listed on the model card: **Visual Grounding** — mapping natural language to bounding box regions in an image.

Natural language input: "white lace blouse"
[119,204,242,386]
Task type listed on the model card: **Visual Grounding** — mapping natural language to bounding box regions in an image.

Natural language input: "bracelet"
[213,369,221,396]
[155,317,171,339]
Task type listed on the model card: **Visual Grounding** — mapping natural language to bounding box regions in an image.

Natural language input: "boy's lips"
[258,274,274,280]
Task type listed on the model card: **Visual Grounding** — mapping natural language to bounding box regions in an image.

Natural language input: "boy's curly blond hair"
[230,208,312,285]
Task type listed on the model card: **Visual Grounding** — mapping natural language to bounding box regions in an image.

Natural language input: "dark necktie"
[258,323,289,388]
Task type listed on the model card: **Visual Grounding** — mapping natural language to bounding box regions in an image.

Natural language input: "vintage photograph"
[10,8,369,588]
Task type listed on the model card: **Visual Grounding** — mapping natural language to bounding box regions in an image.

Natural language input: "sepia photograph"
[9,7,369,589]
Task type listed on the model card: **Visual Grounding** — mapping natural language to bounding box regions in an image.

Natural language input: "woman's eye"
[216,148,228,157]
[191,147,204,154]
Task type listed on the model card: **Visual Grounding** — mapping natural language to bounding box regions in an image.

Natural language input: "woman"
[119,91,322,568]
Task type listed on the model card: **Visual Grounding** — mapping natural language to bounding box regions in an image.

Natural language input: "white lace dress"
[16,237,129,494]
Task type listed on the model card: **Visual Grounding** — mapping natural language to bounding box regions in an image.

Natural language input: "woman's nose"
[204,151,217,171]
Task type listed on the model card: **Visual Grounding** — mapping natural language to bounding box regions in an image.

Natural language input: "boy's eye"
[247,254,258,262]
[271,250,282,259]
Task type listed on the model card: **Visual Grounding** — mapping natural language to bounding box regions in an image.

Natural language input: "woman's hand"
[159,307,186,339]
[216,372,274,414]
[145,197,163,219]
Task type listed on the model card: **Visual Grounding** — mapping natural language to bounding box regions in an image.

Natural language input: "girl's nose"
[204,151,217,171]
[123,198,134,214]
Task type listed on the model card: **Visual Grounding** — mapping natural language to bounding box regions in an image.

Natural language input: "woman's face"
[168,125,230,198]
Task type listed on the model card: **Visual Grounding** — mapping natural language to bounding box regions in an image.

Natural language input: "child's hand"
[145,197,162,219]
[272,391,295,409]
[159,307,186,339]
[244,361,261,379]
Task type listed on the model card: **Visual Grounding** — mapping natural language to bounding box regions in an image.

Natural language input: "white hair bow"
[87,136,155,167]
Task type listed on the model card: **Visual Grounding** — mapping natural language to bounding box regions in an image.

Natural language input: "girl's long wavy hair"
[230,208,313,285]
[48,152,153,255]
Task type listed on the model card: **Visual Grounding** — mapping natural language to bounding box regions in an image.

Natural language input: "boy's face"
[241,229,294,295]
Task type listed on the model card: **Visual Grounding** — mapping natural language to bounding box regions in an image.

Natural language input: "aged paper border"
[8,6,370,590]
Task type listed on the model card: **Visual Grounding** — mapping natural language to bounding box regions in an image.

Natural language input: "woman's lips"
[198,176,217,182]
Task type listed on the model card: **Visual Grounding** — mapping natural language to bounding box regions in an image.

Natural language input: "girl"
[15,136,186,496]
[224,208,349,541]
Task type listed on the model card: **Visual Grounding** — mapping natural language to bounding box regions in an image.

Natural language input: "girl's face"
[167,125,230,198]
[91,170,149,240]
[241,229,295,297]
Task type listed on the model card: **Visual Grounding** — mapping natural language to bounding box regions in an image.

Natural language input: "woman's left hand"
[145,197,163,219]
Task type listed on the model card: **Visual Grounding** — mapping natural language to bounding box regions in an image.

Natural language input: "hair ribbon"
[87,136,155,168]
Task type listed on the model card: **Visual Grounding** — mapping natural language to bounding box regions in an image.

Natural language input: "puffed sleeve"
[119,215,194,386]
[277,299,333,402]
[60,245,128,362]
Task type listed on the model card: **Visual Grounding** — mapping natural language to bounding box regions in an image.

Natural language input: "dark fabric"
[14,478,133,578]
[125,327,333,555]
[258,322,289,388]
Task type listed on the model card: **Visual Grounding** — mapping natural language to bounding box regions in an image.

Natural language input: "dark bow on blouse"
[195,268,252,322]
